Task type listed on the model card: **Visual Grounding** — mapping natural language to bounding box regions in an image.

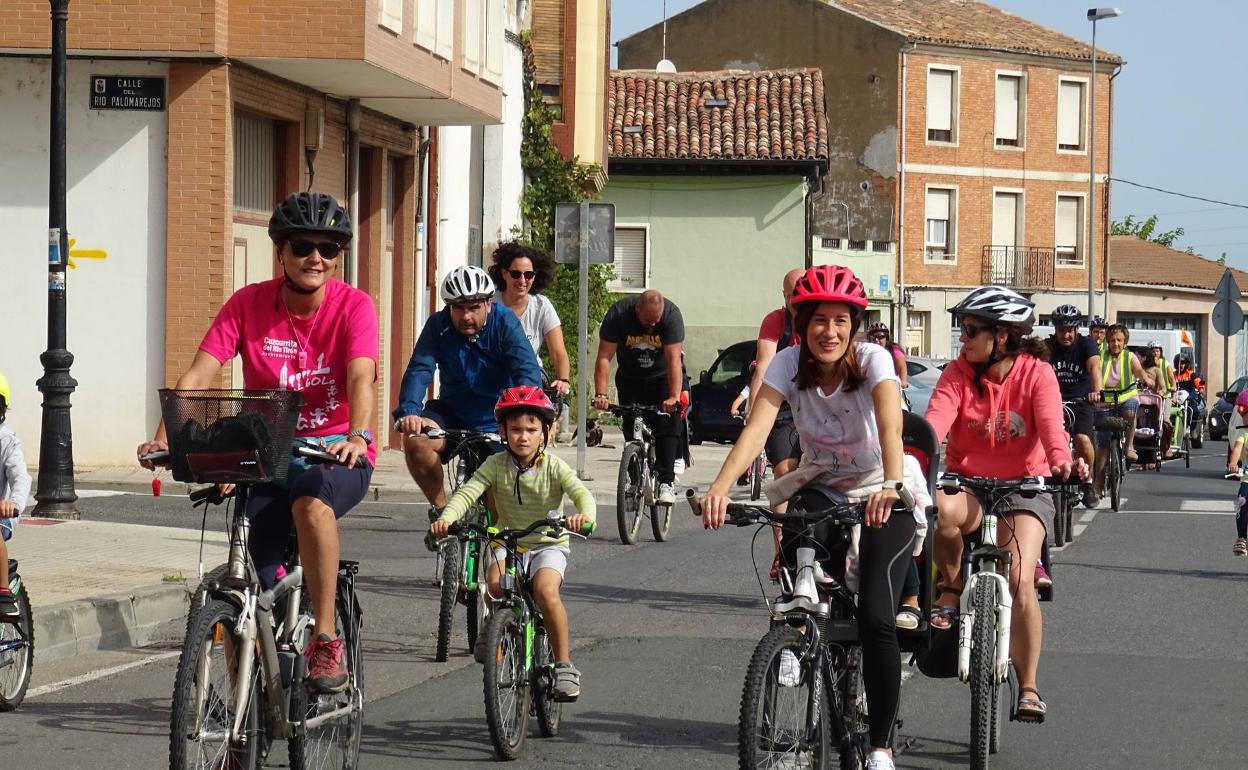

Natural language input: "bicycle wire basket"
[158,389,303,484]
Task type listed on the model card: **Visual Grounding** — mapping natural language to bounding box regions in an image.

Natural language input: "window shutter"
[992,193,1019,246]
[995,75,1020,141]
[233,113,275,212]
[463,0,482,73]
[927,70,953,132]
[1056,197,1080,248]
[1058,81,1083,146]
[436,0,455,60]
[416,0,437,51]
[484,0,505,84]
[610,228,647,290]
[925,189,950,222]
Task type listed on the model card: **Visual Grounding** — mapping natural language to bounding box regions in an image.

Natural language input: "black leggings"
[617,376,685,483]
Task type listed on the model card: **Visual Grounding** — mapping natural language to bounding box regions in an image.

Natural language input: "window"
[710,344,753,385]
[233,112,275,212]
[610,227,648,291]
[926,67,957,143]
[872,241,892,253]
[379,0,403,32]
[848,240,866,251]
[463,0,504,83]
[925,188,956,261]
[1055,195,1084,266]
[1058,79,1086,151]
[995,74,1023,147]
[821,237,841,249]
[416,0,454,60]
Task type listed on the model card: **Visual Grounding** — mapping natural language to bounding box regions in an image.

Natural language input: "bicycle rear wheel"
[1109,443,1122,512]
[532,627,562,737]
[1051,495,1067,548]
[483,609,531,759]
[0,580,34,711]
[738,624,830,770]
[969,577,1001,770]
[616,443,644,545]
[170,598,263,770]
[435,541,461,662]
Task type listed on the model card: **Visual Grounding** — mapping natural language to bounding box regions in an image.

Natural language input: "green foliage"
[1219,252,1228,266]
[1111,214,1185,248]
[517,32,615,402]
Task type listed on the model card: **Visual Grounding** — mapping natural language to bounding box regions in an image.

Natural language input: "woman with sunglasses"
[924,286,1087,724]
[867,321,909,388]
[489,241,571,397]
[138,191,377,694]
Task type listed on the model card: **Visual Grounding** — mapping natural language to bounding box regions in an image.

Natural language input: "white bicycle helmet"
[950,286,1036,334]
[441,265,495,304]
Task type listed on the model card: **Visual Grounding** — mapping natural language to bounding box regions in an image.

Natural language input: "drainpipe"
[897,43,916,340]
[1103,63,1123,319]
[347,99,362,287]
[805,172,823,268]
[416,126,432,326]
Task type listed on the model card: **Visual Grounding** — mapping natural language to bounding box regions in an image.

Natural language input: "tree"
[1111,214,1185,248]
[1219,252,1228,266]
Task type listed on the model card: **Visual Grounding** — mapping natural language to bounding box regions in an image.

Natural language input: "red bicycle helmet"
[790,265,868,310]
[495,386,556,424]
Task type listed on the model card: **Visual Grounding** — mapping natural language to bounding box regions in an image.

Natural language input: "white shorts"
[490,544,569,582]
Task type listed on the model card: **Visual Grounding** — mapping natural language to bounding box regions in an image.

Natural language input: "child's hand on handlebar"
[429,518,452,539]
[566,514,592,533]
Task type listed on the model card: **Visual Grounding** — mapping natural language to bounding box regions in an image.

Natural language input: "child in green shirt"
[430,386,594,700]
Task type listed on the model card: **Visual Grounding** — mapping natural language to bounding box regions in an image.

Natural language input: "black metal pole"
[34,0,79,519]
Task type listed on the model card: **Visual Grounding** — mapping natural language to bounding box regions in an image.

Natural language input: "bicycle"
[687,490,927,770]
[733,415,767,502]
[418,427,504,663]
[1053,402,1085,548]
[934,473,1078,770]
[148,388,366,770]
[1097,391,1132,512]
[0,556,33,711]
[608,403,677,544]
[446,513,593,760]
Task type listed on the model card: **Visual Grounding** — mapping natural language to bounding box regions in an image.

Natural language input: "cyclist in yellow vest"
[1096,326,1155,483]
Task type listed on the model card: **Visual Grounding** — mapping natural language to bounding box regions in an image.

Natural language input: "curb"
[32,583,191,665]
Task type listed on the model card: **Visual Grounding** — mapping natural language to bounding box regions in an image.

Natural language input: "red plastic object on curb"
[152,477,162,497]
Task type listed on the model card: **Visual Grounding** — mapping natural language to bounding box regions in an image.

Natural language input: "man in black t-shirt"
[592,290,686,505]
[1046,304,1103,506]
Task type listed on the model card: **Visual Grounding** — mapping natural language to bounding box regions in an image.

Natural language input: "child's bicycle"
[446,513,593,760]
[0,556,33,711]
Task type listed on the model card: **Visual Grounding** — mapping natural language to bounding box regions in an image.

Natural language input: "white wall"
[482,30,526,255]
[1,58,168,467]
[437,125,474,286]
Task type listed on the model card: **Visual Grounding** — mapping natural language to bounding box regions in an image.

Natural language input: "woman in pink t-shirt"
[138,192,377,695]
[924,286,1086,724]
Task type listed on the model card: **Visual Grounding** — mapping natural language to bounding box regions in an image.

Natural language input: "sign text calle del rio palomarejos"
[89,75,166,111]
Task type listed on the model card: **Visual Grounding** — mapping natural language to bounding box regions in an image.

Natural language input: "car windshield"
[710,345,753,385]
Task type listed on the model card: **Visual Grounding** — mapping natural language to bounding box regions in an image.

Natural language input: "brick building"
[3,1,507,464]
[618,0,1123,357]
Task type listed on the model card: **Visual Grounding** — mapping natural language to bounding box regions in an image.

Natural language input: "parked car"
[907,356,949,388]
[688,340,755,444]
[1209,375,1248,441]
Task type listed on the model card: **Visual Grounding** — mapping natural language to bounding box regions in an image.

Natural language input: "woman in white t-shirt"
[490,241,571,397]
[700,265,915,770]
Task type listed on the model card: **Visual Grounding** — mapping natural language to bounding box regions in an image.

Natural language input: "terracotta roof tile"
[832,0,1123,64]
[1109,236,1248,291]
[608,68,829,163]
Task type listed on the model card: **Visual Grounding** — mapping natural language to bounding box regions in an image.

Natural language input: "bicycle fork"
[957,568,1013,684]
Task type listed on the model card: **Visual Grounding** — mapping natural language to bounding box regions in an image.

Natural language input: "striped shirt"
[437,451,595,548]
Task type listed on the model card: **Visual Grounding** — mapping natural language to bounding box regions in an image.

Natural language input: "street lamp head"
[1087,7,1122,21]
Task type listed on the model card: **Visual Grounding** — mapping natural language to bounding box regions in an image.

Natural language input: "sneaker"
[656,482,677,506]
[673,458,685,475]
[552,662,581,702]
[0,588,18,620]
[777,649,801,687]
[1034,562,1053,589]
[866,750,896,770]
[1081,484,1098,509]
[1235,538,1248,557]
[306,633,348,694]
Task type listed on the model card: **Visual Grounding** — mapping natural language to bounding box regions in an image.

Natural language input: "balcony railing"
[981,246,1057,291]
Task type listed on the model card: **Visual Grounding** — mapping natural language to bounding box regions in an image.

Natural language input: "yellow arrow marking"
[66,238,108,269]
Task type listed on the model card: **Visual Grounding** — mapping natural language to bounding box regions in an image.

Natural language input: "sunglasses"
[289,239,344,259]
[960,321,992,338]
[507,269,536,281]
[870,333,888,340]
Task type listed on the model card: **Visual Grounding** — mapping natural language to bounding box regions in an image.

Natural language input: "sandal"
[895,604,922,631]
[929,583,961,631]
[1016,687,1047,724]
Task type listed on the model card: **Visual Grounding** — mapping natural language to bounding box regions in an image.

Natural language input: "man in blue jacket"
[394,265,543,507]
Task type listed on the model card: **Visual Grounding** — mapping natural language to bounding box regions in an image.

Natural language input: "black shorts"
[764,415,802,466]
[1065,399,1096,440]
[421,399,505,464]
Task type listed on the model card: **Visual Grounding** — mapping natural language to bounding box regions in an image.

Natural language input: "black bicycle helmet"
[1090,315,1109,330]
[868,322,890,336]
[268,192,353,244]
[950,286,1035,334]
[1051,304,1082,328]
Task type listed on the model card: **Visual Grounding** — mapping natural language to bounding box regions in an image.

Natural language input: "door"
[231,111,281,387]
[991,192,1021,284]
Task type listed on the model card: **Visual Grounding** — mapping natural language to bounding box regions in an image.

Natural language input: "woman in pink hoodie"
[924,286,1087,724]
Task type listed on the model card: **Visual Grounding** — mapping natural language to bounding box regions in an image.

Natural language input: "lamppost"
[34,0,80,519]
[1086,7,1121,319]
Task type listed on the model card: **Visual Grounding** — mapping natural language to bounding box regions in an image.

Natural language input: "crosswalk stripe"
[1179,499,1236,512]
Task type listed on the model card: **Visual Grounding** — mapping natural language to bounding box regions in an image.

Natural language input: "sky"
[611,1,1248,270]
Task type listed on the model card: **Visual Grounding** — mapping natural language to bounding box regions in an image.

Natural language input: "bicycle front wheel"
[616,443,644,545]
[482,609,531,760]
[170,598,263,770]
[435,541,462,662]
[0,580,34,710]
[1109,444,1122,512]
[738,624,830,770]
[969,577,1001,770]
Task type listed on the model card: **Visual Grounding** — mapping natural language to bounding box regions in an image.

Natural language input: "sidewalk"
[19,428,734,666]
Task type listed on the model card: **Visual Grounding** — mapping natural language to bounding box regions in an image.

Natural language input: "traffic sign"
[1215,268,1241,302]
[554,203,615,265]
[1213,299,1244,337]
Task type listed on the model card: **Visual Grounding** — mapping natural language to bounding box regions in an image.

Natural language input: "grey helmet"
[441,265,495,304]
[1051,304,1082,328]
[950,286,1036,334]
[1090,315,1109,330]
[268,192,353,244]
[1148,339,1163,349]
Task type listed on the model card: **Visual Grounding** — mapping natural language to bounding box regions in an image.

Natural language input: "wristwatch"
[347,429,374,446]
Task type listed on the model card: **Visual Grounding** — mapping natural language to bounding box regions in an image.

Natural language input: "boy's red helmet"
[790,265,868,310]
[1235,389,1248,416]
[495,386,556,423]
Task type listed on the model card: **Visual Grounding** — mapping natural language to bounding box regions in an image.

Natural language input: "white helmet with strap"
[950,286,1036,334]
[441,265,495,304]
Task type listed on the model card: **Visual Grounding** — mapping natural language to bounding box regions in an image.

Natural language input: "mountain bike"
[1097,392,1131,513]
[0,556,33,711]
[934,473,1078,770]
[609,404,677,544]
[148,389,365,770]
[687,490,926,770]
[419,427,503,663]
[447,513,593,760]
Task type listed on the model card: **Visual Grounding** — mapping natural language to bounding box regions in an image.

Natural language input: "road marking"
[1073,524,1087,537]
[1180,499,1236,512]
[26,651,179,699]
[1118,509,1234,516]
[1080,510,1098,523]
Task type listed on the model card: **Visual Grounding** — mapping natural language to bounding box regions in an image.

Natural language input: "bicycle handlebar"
[447,514,595,542]
[935,473,1080,495]
[684,488,910,528]
[413,427,504,443]
[605,403,676,419]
